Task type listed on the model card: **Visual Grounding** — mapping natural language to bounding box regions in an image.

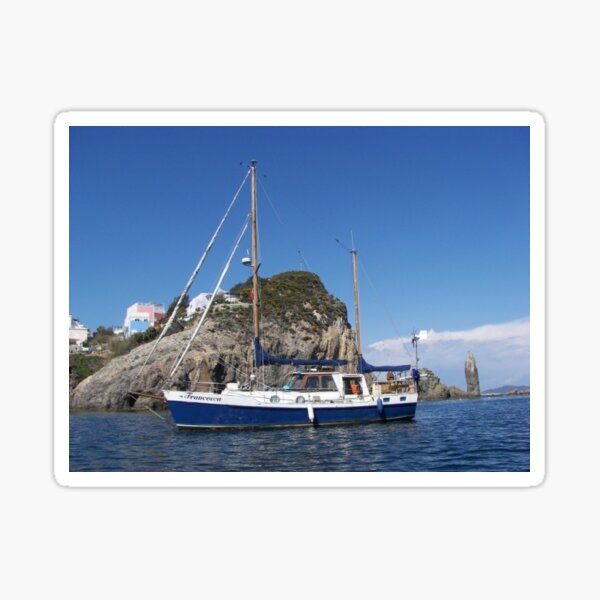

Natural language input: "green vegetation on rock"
[70,327,163,389]
[230,271,348,328]
[69,353,107,389]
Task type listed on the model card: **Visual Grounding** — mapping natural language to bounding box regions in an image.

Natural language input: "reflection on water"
[69,396,530,472]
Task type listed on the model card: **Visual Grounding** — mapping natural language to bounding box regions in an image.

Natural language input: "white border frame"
[54,110,545,488]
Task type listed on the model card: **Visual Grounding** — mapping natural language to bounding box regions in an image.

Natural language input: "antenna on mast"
[411,329,428,368]
[411,330,420,368]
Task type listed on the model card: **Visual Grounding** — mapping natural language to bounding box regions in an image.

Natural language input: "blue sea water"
[69,395,529,472]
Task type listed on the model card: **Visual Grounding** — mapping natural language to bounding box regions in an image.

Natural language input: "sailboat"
[161,161,419,428]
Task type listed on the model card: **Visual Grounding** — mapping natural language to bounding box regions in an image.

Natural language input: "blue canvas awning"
[357,355,411,374]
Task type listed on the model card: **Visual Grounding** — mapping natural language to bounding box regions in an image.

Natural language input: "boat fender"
[307,404,315,423]
[296,396,306,404]
[377,398,384,416]
[270,395,280,403]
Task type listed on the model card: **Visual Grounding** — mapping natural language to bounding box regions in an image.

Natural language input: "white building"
[69,315,89,346]
[186,289,240,316]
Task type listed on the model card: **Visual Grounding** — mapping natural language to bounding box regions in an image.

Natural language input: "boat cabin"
[283,370,367,398]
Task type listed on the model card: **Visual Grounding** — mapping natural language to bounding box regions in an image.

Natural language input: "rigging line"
[165,323,197,378]
[297,250,312,272]
[356,255,415,363]
[129,168,251,392]
[167,214,251,379]
[334,237,352,253]
[187,352,254,388]
[145,406,168,421]
[258,177,285,226]
[214,356,252,382]
[168,214,251,380]
[258,176,313,272]
[258,186,351,262]
[168,346,254,392]
[167,221,250,382]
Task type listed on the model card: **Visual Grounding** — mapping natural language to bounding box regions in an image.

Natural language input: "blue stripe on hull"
[167,400,417,429]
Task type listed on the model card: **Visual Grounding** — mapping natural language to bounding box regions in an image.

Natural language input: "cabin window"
[305,376,320,390]
[321,375,336,390]
[285,374,304,391]
[286,373,338,392]
[343,377,362,395]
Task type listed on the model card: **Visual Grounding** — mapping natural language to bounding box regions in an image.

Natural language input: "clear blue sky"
[69,125,529,387]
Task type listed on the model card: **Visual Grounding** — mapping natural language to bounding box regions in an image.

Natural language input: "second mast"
[251,161,260,342]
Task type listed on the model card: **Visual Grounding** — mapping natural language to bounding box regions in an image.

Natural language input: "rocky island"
[71,272,357,410]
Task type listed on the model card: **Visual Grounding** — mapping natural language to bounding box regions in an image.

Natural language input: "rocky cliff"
[70,272,357,410]
[417,368,467,401]
[465,351,481,396]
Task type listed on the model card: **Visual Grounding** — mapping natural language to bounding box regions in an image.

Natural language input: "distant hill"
[483,385,530,395]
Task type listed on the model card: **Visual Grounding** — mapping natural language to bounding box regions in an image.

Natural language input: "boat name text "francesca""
[184,393,222,402]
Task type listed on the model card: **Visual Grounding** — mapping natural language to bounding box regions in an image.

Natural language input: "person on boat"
[343,379,358,395]
[386,371,394,382]
[411,368,420,392]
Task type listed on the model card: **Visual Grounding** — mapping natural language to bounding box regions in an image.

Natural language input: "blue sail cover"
[254,338,347,367]
[357,355,411,374]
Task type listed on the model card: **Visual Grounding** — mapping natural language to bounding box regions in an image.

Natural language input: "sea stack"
[465,351,480,396]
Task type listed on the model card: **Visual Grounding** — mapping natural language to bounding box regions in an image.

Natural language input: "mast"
[412,330,420,369]
[351,246,362,356]
[251,161,260,342]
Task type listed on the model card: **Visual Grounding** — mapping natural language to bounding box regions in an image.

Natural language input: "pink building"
[123,302,166,337]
